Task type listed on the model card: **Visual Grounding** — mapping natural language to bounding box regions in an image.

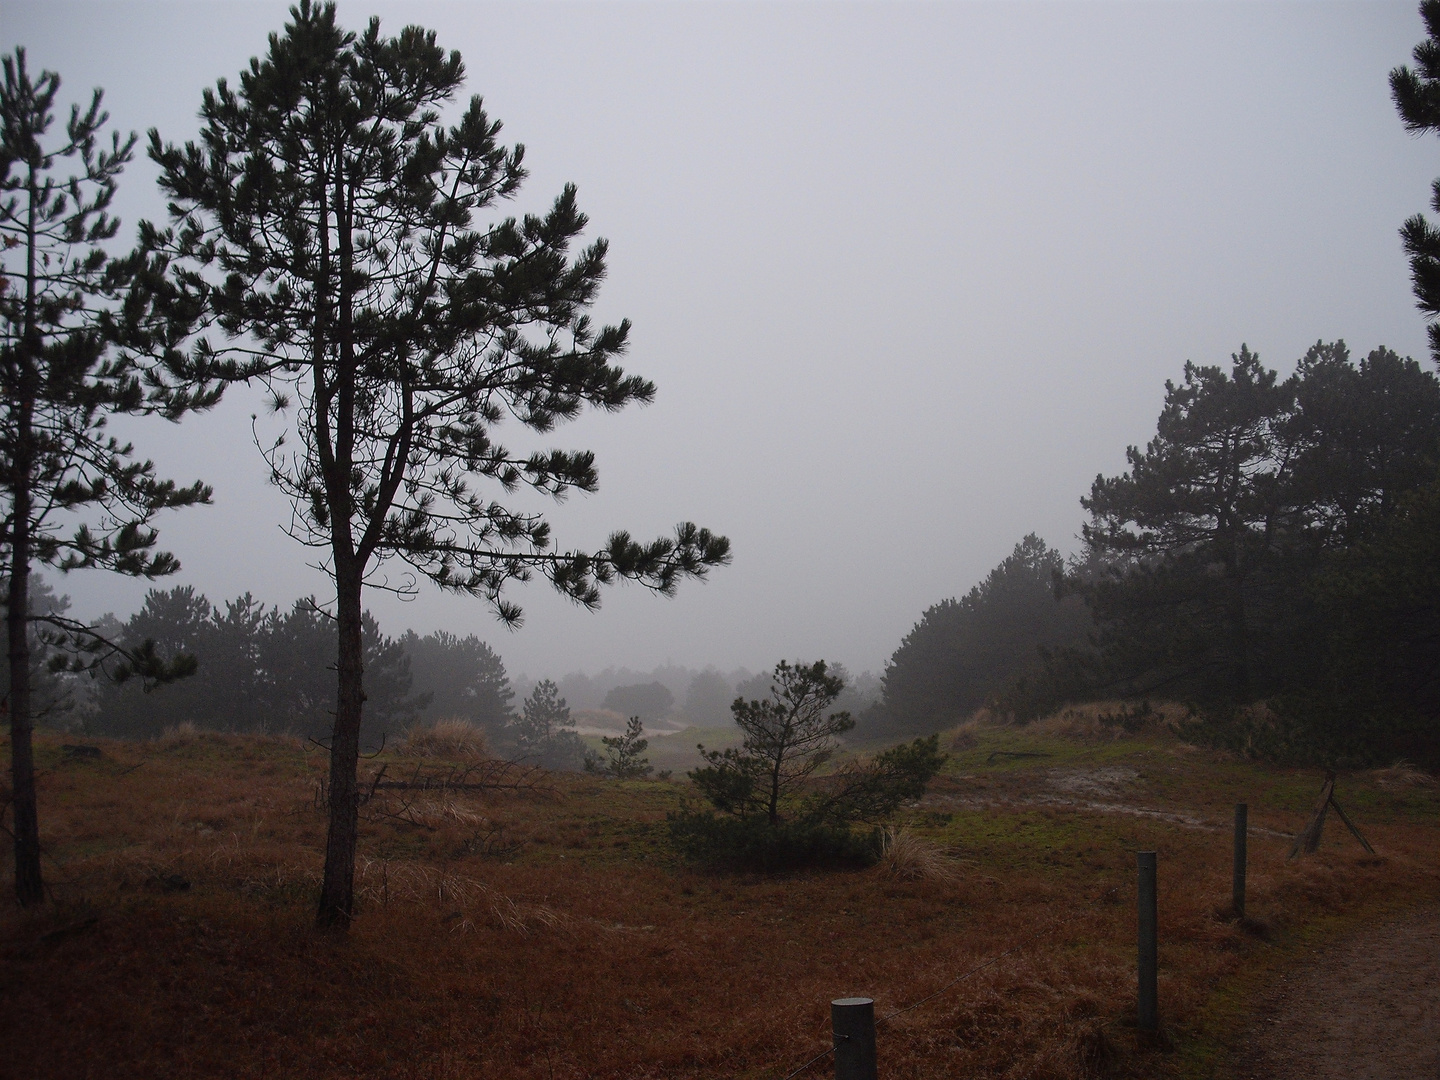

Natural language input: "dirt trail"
[1230,907,1440,1079]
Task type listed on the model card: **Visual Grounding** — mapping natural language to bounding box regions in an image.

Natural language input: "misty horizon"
[4,0,1433,682]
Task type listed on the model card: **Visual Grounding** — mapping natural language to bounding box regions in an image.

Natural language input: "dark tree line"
[1073,342,1440,764]
[84,586,519,749]
[0,576,79,724]
[854,6,1440,765]
[859,534,1091,740]
[867,341,1440,768]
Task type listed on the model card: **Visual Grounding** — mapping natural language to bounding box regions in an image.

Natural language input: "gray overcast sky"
[3,1,1435,683]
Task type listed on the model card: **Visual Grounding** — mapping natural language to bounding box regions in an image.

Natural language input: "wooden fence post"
[1233,803,1248,920]
[832,997,877,1080]
[1137,851,1158,1032]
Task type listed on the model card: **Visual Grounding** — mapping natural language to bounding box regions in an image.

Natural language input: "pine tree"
[1077,341,1440,718]
[1391,0,1440,363]
[150,2,729,928]
[694,660,853,826]
[1,49,211,906]
[511,678,585,770]
[586,716,653,779]
[1082,347,1295,698]
[869,535,1088,736]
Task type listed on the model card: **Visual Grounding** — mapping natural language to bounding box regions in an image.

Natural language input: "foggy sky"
[3,1,1434,684]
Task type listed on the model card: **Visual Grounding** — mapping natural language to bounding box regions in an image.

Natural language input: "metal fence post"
[1137,851,1158,1032]
[1233,803,1248,919]
[832,997,877,1080]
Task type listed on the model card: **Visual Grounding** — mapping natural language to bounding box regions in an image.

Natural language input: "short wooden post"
[1232,803,1248,919]
[832,997,877,1080]
[1137,851,1158,1032]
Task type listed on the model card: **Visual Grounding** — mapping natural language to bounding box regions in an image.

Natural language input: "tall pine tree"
[1,50,211,906]
[151,3,729,929]
[1392,0,1440,363]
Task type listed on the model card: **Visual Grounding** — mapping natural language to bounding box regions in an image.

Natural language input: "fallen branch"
[368,759,555,796]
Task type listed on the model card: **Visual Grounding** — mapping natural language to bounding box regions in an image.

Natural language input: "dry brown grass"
[1371,760,1436,789]
[879,825,960,882]
[3,721,1437,1080]
[398,717,488,758]
[948,716,984,751]
[155,719,200,744]
[1031,700,1191,740]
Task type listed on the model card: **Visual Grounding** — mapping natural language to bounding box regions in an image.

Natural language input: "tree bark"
[7,508,43,907]
[7,162,44,907]
[315,559,365,930]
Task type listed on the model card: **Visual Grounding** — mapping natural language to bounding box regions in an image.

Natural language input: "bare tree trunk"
[316,561,365,930]
[767,757,782,826]
[7,163,44,907]
[7,460,43,907]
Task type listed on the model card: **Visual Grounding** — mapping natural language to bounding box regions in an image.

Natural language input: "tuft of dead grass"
[879,825,959,882]
[1372,760,1436,789]
[1030,700,1189,740]
[353,857,563,933]
[948,717,982,751]
[399,717,488,759]
[363,794,485,831]
[155,720,200,745]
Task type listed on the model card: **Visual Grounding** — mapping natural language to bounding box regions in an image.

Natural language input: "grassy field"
[3,709,1437,1079]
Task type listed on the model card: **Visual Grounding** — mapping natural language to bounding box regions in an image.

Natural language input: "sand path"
[1229,907,1440,1079]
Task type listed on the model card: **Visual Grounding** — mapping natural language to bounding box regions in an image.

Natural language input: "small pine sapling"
[586,716,653,779]
[671,660,947,869]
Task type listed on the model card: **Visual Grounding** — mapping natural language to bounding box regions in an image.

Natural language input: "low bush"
[671,725,947,871]
[1371,760,1437,789]
[666,808,879,871]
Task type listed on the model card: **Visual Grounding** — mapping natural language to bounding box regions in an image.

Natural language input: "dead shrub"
[400,718,488,759]
[878,826,958,882]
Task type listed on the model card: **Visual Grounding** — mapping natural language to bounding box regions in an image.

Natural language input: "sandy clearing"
[1230,907,1440,1080]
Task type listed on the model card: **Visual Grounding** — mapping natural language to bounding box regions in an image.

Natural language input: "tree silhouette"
[601,680,674,723]
[678,660,946,869]
[1082,347,1294,698]
[1392,0,1440,364]
[1077,342,1440,728]
[511,678,585,769]
[869,535,1088,736]
[1,50,210,906]
[585,716,653,779]
[694,660,853,826]
[401,629,513,739]
[150,2,729,928]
